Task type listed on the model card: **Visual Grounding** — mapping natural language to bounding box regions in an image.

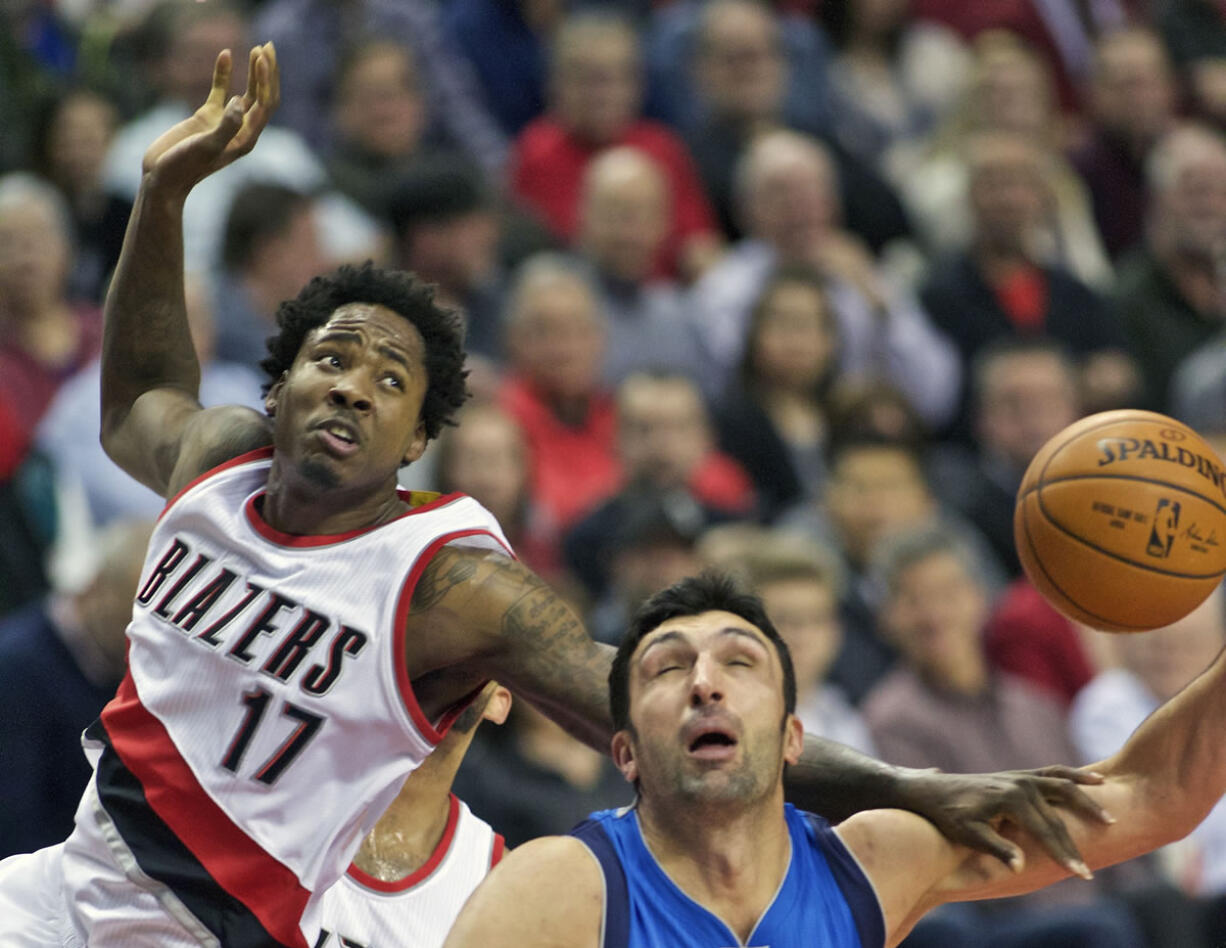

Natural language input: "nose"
[327,378,372,413]
[689,653,724,707]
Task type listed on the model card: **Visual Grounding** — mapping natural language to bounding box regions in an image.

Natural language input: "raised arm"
[100,45,278,497]
[839,642,1226,947]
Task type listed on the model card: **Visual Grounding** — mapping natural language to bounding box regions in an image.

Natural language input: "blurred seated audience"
[0,448,62,618]
[574,147,704,387]
[864,523,1155,947]
[1170,324,1226,432]
[36,277,263,526]
[920,130,1138,437]
[1161,0,1226,132]
[687,129,960,424]
[252,0,507,171]
[1114,123,1226,411]
[211,182,330,374]
[499,254,619,530]
[817,0,970,171]
[565,369,754,601]
[324,38,444,216]
[780,423,1004,704]
[0,519,152,858]
[509,10,721,282]
[387,158,506,365]
[1071,27,1178,262]
[28,86,130,304]
[433,401,562,582]
[715,265,840,521]
[0,173,101,464]
[103,0,381,275]
[682,0,913,251]
[892,32,1113,291]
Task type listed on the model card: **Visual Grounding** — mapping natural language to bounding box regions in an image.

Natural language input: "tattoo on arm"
[411,551,479,611]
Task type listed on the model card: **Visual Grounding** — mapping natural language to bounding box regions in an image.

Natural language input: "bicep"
[102,390,270,497]
[443,837,603,948]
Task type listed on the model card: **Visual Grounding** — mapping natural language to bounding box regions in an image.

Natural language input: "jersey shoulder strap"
[570,816,630,948]
[800,809,887,948]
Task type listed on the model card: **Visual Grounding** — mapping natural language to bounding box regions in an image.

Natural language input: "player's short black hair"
[609,572,797,731]
[260,262,469,441]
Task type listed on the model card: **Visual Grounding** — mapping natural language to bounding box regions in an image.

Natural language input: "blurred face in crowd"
[759,576,841,695]
[1117,589,1225,703]
[441,405,529,525]
[976,349,1079,470]
[1151,129,1226,262]
[1091,29,1175,147]
[551,20,642,144]
[694,0,786,125]
[507,270,606,401]
[741,134,839,260]
[334,42,426,159]
[826,445,933,567]
[849,0,910,38]
[617,374,711,488]
[403,211,500,294]
[970,45,1052,139]
[884,550,990,692]
[748,278,838,393]
[249,202,328,312]
[967,135,1048,256]
[580,148,670,284]
[164,10,246,105]
[613,537,704,611]
[0,186,70,317]
[44,90,117,197]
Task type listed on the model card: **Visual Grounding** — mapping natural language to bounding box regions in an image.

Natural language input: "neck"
[1163,254,1224,317]
[926,655,990,697]
[10,298,78,364]
[549,392,592,427]
[635,789,792,943]
[261,463,408,536]
[975,242,1032,279]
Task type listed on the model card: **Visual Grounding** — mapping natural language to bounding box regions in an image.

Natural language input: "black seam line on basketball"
[1018,472,1226,520]
[1028,490,1226,579]
[1021,500,1145,631]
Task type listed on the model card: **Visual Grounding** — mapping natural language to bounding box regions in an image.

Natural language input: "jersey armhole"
[805,812,888,948]
[570,819,629,948]
[158,446,274,523]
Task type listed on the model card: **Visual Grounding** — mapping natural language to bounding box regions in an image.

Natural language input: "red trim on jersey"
[491,832,506,868]
[243,490,467,547]
[158,447,275,523]
[345,794,462,894]
[100,673,311,948]
[391,529,514,744]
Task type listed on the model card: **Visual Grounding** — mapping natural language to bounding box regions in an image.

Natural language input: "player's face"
[267,303,429,494]
[614,611,803,808]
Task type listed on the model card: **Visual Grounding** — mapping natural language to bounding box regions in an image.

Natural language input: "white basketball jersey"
[85,448,512,948]
[314,795,504,948]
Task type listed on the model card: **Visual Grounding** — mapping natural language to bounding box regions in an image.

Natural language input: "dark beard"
[299,457,341,490]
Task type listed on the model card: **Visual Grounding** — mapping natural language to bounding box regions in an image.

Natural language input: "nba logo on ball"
[1015,409,1226,633]
[1146,499,1180,559]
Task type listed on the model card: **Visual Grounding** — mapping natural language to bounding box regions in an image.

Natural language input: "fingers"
[1035,775,1116,825]
[956,821,1027,874]
[207,49,233,110]
[263,42,280,109]
[1030,765,1106,786]
[242,45,260,108]
[1011,786,1094,881]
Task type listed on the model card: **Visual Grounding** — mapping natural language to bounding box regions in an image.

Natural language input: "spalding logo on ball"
[1014,409,1226,632]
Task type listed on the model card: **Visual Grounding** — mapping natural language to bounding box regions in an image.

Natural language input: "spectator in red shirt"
[509,10,721,282]
[499,254,620,529]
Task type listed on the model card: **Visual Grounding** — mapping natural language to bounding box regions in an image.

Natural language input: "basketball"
[1014,410,1226,632]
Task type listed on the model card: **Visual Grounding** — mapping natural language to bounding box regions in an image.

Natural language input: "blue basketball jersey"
[570,804,885,948]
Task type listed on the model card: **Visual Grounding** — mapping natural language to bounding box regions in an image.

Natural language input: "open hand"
[902,765,1113,879]
[141,43,280,197]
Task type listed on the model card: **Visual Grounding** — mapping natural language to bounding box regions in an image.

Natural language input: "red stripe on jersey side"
[345,794,461,894]
[491,832,506,868]
[158,446,275,523]
[243,491,468,547]
[391,529,514,745]
[100,673,311,948]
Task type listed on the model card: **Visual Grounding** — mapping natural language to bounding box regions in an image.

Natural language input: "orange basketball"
[1014,410,1226,632]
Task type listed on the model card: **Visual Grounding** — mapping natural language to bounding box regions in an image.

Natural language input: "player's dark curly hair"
[609,572,797,732]
[260,262,469,441]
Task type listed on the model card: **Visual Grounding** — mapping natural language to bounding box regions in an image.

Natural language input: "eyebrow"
[315,331,412,371]
[637,626,769,664]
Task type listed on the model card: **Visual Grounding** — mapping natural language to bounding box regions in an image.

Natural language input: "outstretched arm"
[101,45,278,497]
[839,643,1226,946]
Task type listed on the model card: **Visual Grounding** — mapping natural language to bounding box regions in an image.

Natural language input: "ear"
[264,374,287,417]
[611,729,638,785]
[483,685,513,726]
[782,714,804,766]
[402,420,428,466]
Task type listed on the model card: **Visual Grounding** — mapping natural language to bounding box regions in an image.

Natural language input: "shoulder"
[443,836,603,948]
[166,404,273,497]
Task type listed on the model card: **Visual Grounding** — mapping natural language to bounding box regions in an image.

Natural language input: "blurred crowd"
[5,0,1226,944]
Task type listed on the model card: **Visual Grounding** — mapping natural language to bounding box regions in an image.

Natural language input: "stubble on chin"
[299,457,341,490]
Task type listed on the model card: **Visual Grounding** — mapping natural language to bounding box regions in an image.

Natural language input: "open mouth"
[686,727,738,760]
[315,420,360,457]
